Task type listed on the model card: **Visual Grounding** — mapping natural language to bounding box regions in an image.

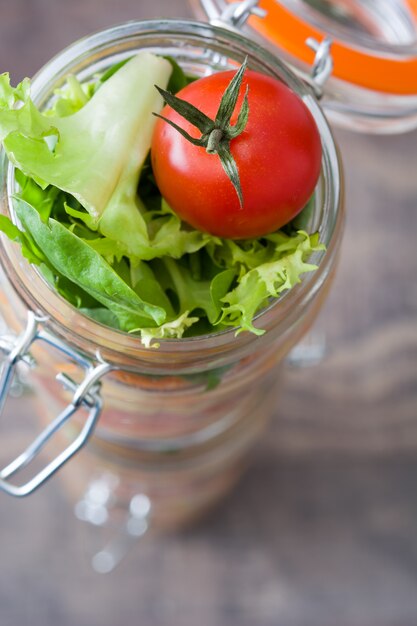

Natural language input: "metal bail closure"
[213,0,267,29]
[306,36,333,98]
[0,311,112,497]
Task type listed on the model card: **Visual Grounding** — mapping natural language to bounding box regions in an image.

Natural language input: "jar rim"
[0,18,343,372]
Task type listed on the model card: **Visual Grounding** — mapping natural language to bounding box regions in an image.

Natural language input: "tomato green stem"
[153,57,249,207]
[206,128,224,154]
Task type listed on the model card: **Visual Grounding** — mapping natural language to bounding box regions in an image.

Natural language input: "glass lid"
[194,0,417,132]
[252,0,417,94]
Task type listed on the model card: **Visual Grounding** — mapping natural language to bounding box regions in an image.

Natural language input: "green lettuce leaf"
[0,54,172,218]
[159,257,236,324]
[13,197,166,330]
[79,307,120,329]
[0,213,45,265]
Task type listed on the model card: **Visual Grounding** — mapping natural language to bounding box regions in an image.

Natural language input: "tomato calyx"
[153,58,250,207]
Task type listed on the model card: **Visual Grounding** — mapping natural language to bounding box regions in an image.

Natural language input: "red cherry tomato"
[151,69,322,239]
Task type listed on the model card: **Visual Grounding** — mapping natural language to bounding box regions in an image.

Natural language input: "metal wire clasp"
[211,0,267,29]
[0,311,112,497]
[306,37,333,97]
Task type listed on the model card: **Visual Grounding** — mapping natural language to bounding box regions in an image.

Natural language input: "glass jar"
[194,0,417,133]
[34,368,277,573]
[0,19,343,534]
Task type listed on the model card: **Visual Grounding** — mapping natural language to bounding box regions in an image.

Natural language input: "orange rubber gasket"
[247,0,417,94]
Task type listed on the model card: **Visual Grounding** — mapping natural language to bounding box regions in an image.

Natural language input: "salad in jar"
[0,51,324,347]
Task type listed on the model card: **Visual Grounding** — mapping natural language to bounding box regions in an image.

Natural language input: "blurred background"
[0,1,416,625]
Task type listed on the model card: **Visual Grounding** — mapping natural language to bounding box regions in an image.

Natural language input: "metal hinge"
[215,0,267,28]
[210,1,333,94]
[0,311,112,497]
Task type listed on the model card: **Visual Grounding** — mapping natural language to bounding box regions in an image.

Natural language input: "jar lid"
[195,0,417,132]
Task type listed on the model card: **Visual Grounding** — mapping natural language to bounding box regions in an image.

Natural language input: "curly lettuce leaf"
[138,311,200,349]
[44,74,93,117]
[219,231,324,334]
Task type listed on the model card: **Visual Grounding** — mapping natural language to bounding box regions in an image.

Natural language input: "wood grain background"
[0,1,416,625]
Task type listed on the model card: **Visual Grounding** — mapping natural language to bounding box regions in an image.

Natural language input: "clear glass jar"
[194,0,417,133]
[0,19,343,530]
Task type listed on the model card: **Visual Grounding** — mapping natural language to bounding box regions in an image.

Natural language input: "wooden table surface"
[0,1,416,625]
